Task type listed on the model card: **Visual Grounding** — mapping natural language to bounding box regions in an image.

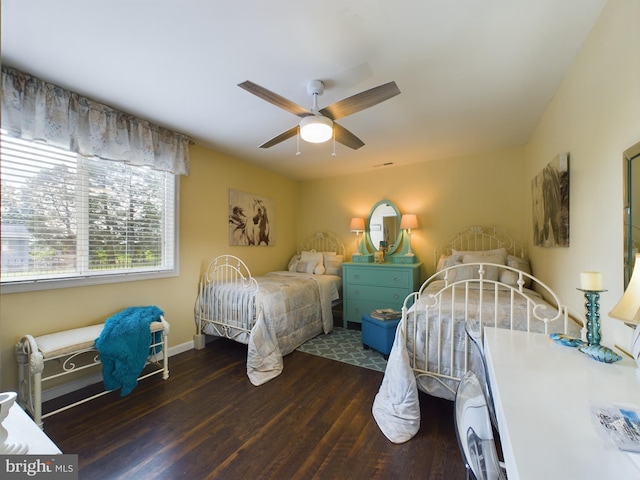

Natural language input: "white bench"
[15,317,169,428]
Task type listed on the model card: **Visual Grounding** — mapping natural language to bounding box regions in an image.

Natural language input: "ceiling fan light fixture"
[299,115,333,143]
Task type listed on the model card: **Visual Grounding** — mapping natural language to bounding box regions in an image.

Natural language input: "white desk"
[4,402,61,454]
[484,327,640,480]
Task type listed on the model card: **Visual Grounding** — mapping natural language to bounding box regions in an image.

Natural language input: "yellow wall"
[524,0,640,349]
[298,147,527,279]
[2,0,638,392]
[0,144,299,391]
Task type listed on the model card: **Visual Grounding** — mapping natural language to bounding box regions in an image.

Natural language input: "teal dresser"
[342,262,421,328]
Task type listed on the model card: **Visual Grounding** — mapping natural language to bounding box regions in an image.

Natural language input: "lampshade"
[400,214,419,231]
[609,253,640,325]
[349,217,365,232]
[300,115,333,143]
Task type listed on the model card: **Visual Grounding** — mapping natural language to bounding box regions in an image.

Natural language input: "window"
[1,132,178,293]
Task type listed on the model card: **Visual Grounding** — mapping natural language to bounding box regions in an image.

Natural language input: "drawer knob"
[393,276,399,282]
[354,274,360,279]
[354,290,360,296]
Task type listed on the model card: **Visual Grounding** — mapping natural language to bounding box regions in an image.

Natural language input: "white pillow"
[435,254,462,280]
[295,251,323,274]
[452,247,508,263]
[458,253,507,281]
[314,264,326,275]
[499,255,533,287]
[287,254,301,272]
[323,253,344,276]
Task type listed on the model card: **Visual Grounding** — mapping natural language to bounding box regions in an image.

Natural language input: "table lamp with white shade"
[609,253,640,368]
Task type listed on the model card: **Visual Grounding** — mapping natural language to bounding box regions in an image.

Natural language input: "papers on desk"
[590,403,640,454]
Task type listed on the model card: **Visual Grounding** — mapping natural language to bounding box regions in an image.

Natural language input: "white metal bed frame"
[400,225,585,399]
[193,231,344,349]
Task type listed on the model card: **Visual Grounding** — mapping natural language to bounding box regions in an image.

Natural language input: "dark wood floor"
[42,338,466,480]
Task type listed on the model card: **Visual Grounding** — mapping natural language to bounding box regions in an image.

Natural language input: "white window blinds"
[1,132,177,291]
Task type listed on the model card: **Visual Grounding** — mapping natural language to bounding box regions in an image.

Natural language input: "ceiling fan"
[238,79,401,150]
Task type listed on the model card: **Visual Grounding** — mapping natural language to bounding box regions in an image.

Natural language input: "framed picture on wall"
[228,189,274,246]
[531,153,570,247]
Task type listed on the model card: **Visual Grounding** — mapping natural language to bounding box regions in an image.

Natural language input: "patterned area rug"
[296,327,388,372]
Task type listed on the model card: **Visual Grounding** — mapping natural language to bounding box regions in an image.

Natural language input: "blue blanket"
[96,306,164,396]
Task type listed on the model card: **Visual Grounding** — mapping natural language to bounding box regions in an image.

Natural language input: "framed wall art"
[228,189,274,246]
[531,153,570,247]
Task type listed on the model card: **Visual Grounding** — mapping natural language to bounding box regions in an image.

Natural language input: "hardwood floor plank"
[42,338,466,479]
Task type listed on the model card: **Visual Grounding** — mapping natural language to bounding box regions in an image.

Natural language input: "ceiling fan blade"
[259,125,299,149]
[319,81,401,121]
[334,123,365,150]
[239,81,312,118]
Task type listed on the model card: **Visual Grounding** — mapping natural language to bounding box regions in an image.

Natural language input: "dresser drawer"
[342,262,421,326]
[345,284,406,304]
[344,267,411,288]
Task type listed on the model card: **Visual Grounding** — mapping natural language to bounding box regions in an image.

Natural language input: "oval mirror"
[367,199,401,255]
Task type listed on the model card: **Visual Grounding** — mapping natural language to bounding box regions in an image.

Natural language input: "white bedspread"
[372,320,420,444]
[373,280,582,443]
[246,271,340,385]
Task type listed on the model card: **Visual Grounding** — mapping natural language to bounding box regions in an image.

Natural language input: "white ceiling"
[1,0,607,180]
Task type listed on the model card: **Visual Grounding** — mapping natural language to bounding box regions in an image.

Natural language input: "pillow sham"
[323,253,344,276]
[458,253,506,281]
[287,254,301,272]
[296,250,324,274]
[435,254,462,280]
[499,255,533,288]
[451,247,508,263]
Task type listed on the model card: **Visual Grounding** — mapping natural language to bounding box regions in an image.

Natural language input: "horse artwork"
[228,189,274,246]
[532,153,570,247]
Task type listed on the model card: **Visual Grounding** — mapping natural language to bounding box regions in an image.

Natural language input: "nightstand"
[342,262,421,328]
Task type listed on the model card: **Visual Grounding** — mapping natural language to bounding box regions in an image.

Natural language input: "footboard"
[194,255,259,349]
[401,262,585,400]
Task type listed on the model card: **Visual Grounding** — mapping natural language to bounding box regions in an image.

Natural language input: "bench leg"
[162,329,170,380]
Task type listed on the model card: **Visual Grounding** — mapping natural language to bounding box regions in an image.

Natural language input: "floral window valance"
[1,66,191,175]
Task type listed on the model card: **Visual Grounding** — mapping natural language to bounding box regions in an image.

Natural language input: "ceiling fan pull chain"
[296,126,301,156]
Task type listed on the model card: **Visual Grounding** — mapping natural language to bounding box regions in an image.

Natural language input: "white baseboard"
[41,340,195,402]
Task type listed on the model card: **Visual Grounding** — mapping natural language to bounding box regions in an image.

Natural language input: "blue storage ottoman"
[361,314,401,359]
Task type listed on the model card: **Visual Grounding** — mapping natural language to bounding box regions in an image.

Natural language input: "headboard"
[434,225,525,264]
[298,231,345,256]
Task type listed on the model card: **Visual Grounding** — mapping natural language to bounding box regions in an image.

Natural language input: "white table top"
[4,402,61,454]
[484,327,640,480]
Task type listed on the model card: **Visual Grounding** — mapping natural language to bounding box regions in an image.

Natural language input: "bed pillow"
[323,252,344,276]
[458,253,507,281]
[499,255,533,288]
[435,254,462,280]
[451,247,508,263]
[295,250,324,274]
[287,254,301,272]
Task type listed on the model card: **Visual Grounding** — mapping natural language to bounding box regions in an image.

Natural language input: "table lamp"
[400,214,419,256]
[608,253,640,368]
[350,217,365,256]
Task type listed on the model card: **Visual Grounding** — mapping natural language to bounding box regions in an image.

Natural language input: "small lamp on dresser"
[609,253,640,368]
[350,217,366,256]
[400,214,419,256]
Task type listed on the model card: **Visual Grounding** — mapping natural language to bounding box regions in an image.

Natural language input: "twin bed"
[373,225,585,442]
[194,231,344,385]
